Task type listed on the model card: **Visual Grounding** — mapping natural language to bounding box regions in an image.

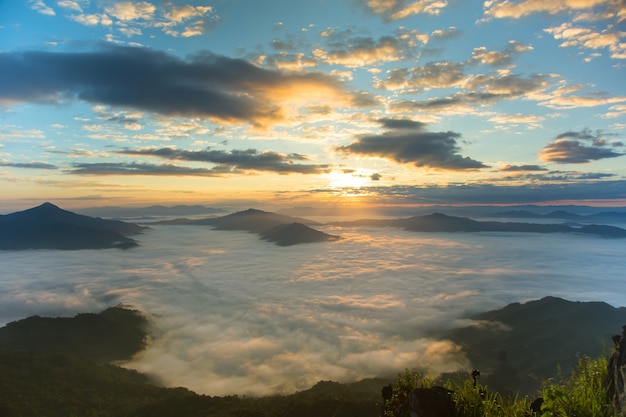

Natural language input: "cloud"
[68,162,226,176]
[539,140,624,163]
[470,41,534,67]
[313,28,427,67]
[499,164,548,172]
[104,1,155,21]
[538,128,625,163]
[391,71,549,114]
[0,161,58,170]
[57,0,82,13]
[488,113,544,129]
[539,84,626,109]
[544,22,626,59]
[482,0,616,20]
[29,0,55,16]
[375,61,466,91]
[358,0,449,20]
[359,180,626,204]
[116,147,331,175]
[336,119,487,170]
[0,45,369,128]
[1,220,623,395]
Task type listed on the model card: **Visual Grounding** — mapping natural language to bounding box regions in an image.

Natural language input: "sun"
[327,171,370,189]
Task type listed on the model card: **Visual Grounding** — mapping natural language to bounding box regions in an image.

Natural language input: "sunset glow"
[0,0,625,211]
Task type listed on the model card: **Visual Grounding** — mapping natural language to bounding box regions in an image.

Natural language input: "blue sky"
[1,0,625,210]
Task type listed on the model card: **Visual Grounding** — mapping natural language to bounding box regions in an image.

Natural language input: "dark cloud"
[370,173,382,181]
[358,180,626,205]
[377,118,427,130]
[539,139,624,163]
[68,162,227,176]
[499,164,547,172]
[116,147,330,174]
[498,171,616,182]
[336,119,487,170]
[0,161,57,170]
[555,129,599,141]
[540,128,624,164]
[0,45,366,127]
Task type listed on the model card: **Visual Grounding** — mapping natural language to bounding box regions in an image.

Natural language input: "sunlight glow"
[327,171,370,189]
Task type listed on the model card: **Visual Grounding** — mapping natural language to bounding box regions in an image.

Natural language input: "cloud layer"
[1,224,624,395]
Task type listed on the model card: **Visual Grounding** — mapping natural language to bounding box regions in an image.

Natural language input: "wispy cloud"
[358,0,449,20]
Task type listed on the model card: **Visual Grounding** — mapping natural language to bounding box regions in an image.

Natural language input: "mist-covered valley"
[1,217,625,397]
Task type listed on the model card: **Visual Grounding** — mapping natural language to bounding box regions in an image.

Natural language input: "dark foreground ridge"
[443,296,626,395]
[334,212,626,237]
[0,297,624,416]
[0,202,145,250]
[0,305,148,363]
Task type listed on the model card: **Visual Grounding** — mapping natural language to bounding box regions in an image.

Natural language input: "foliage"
[0,306,148,363]
[381,355,618,417]
[539,355,617,417]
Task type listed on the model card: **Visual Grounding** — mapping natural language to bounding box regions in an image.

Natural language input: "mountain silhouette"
[491,209,626,223]
[335,212,626,237]
[0,202,144,250]
[261,222,341,246]
[152,208,337,246]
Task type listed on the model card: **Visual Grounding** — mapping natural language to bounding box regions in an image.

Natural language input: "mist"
[1,224,624,396]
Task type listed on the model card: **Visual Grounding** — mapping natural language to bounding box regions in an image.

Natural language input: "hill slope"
[0,202,144,250]
[335,212,626,237]
[443,296,626,394]
[153,208,339,246]
[260,222,341,246]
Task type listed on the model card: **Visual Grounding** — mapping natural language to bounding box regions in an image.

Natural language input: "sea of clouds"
[1,224,625,396]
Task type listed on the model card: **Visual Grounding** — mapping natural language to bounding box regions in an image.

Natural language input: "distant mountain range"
[152,208,341,246]
[334,212,626,237]
[0,202,145,250]
[3,203,625,251]
[490,209,626,222]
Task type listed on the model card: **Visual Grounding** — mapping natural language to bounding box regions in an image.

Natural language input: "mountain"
[335,212,626,237]
[0,305,148,363]
[261,222,341,246]
[442,296,626,395]
[0,202,145,250]
[152,208,338,246]
[491,209,626,223]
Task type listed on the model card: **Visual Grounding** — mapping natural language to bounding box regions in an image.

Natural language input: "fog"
[1,224,625,396]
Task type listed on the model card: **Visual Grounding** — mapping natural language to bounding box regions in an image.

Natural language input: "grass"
[383,355,618,417]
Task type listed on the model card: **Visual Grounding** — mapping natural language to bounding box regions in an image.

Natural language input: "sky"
[1,0,626,211]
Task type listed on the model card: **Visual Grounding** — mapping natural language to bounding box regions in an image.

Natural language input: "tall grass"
[383,355,618,417]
